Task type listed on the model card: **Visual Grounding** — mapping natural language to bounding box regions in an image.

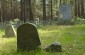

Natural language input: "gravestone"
[4,24,16,37]
[58,3,72,24]
[16,21,24,28]
[17,23,41,51]
[35,18,39,26]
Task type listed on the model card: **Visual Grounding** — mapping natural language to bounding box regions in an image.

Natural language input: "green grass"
[0,24,85,55]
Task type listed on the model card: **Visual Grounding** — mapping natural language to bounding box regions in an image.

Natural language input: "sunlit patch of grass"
[0,24,85,55]
[0,38,16,55]
[0,29,4,38]
[38,24,85,55]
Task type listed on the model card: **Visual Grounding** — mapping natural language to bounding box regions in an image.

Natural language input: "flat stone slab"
[44,42,62,52]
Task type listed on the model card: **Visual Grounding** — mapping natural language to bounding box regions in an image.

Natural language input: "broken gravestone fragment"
[17,23,41,51]
[4,24,16,37]
[44,42,62,52]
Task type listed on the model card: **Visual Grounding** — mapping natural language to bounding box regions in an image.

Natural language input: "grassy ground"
[0,24,85,55]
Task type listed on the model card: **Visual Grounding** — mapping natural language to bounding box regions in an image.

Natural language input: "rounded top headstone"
[17,23,41,51]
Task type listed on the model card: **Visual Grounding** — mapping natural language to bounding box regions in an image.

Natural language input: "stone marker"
[4,24,16,37]
[44,42,62,52]
[17,23,41,51]
[35,18,39,26]
[58,3,72,24]
[59,3,72,21]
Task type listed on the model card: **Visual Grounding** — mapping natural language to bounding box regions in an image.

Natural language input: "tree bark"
[80,0,84,18]
[43,0,46,20]
[29,0,33,20]
[74,0,78,18]
[51,0,53,20]
[77,0,81,17]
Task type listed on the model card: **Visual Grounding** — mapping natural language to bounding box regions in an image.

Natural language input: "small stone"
[44,42,62,52]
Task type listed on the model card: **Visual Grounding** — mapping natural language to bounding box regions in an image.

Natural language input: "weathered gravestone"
[35,18,39,26]
[4,24,16,37]
[16,21,24,28]
[17,23,41,51]
[58,3,72,24]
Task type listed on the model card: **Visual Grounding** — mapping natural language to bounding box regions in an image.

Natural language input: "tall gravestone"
[58,3,72,24]
[17,23,41,51]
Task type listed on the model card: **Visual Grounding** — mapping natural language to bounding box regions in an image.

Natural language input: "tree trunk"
[60,0,62,4]
[0,1,1,22]
[29,0,33,20]
[43,0,46,20]
[11,0,14,20]
[77,0,81,17]
[80,0,84,18]
[74,0,78,18]
[51,0,53,20]
[20,0,25,21]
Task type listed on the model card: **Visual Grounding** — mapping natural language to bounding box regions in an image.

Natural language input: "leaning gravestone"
[17,23,41,51]
[4,24,16,37]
